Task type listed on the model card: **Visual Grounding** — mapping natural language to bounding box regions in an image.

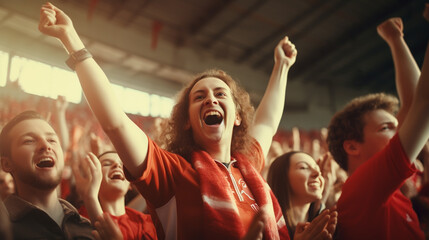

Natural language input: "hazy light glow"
[3,53,174,118]
[122,87,150,116]
[150,94,161,117]
[0,51,8,87]
[9,55,82,104]
[51,67,82,103]
[159,96,174,118]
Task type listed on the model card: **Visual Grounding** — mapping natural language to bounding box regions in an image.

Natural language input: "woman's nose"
[205,95,218,105]
[312,168,321,177]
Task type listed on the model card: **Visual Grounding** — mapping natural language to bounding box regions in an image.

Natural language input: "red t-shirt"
[337,134,425,240]
[125,138,265,240]
[109,207,157,240]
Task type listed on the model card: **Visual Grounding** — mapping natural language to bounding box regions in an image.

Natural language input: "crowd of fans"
[1,2,429,240]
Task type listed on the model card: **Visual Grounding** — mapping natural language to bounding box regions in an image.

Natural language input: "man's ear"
[1,157,13,173]
[234,114,242,126]
[343,140,360,156]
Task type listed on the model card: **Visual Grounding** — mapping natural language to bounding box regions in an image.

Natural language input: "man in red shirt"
[326,14,429,240]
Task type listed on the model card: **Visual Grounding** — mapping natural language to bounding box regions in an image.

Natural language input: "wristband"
[66,48,92,70]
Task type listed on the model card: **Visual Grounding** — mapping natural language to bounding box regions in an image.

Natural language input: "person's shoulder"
[125,206,154,222]
[125,206,148,216]
[59,198,79,212]
[59,198,92,224]
[242,137,265,172]
[3,195,35,220]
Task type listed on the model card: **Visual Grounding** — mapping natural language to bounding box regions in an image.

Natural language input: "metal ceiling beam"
[189,0,235,35]
[292,0,415,83]
[335,1,425,76]
[204,0,268,48]
[107,0,127,20]
[121,0,152,27]
[235,0,332,64]
[251,0,348,69]
[354,31,429,93]
[174,0,235,47]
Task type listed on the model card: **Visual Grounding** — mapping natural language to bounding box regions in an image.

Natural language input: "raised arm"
[250,37,297,157]
[398,4,429,163]
[377,17,421,125]
[38,3,148,178]
[53,95,70,151]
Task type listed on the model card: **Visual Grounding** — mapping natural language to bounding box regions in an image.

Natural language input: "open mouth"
[36,158,54,168]
[204,111,223,125]
[109,172,125,180]
[308,181,320,188]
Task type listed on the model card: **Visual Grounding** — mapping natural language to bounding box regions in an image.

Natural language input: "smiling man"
[0,111,94,239]
[326,13,429,239]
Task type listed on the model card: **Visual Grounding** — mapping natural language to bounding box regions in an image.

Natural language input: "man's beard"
[16,170,62,190]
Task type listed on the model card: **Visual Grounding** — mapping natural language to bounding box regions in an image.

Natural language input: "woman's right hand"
[39,2,85,54]
[39,2,73,39]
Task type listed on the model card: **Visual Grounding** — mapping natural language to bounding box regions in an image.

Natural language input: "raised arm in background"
[39,3,148,179]
[398,4,429,163]
[250,37,297,157]
[52,95,70,151]
[377,17,421,125]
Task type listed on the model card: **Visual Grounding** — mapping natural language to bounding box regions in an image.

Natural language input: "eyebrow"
[191,87,228,95]
[296,161,319,169]
[376,121,398,128]
[19,132,58,138]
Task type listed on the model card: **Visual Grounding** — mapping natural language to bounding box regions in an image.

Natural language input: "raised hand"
[377,18,403,44]
[292,127,301,151]
[72,152,102,201]
[55,95,69,113]
[274,36,297,68]
[90,133,104,157]
[39,2,85,54]
[317,153,336,204]
[39,2,73,39]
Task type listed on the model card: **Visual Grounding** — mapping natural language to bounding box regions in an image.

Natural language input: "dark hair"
[159,69,255,160]
[0,111,46,158]
[327,93,398,171]
[0,199,12,240]
[267,150,309,232]
[97,151,118,159]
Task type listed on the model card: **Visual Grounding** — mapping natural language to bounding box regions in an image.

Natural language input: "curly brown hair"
[159,69,255,161]
[327,93,399,171]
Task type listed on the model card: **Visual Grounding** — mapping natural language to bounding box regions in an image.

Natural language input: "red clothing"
[109,207,157,240]
[337,134,425,240]
[125,138,285,240]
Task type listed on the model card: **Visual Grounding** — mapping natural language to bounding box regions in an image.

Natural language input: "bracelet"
[66,48,92,70]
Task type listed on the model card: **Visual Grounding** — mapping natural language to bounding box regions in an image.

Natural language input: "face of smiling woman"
[4,119,64,191]
[98,152,130,198]
[288,152,324,205]
[188,77,241,151]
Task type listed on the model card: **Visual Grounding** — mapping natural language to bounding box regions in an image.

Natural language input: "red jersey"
[337,134,424,240]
